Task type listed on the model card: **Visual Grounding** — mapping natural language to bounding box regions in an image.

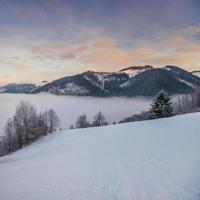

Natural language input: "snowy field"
[0,113,200,200]
[0,93,150,133]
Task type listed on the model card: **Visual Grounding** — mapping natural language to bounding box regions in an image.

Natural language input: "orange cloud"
[32,43,85,60]
[31,34,200,72]
[93,38,117,48]
[167,25,200,47]
[0,59,32,70]
[169,35,188,45]
[180,44,200,53]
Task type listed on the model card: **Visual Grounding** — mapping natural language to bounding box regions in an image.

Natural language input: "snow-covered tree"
[150,90,173,118]
[92,111,108,127]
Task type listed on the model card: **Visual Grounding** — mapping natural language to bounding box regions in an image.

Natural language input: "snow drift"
[0,113,200,200]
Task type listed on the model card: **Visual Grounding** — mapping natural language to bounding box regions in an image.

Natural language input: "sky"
[0,0,200,85]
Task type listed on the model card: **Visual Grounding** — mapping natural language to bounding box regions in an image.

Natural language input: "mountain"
[0,113,200,200]
[116,68,193,96]
[164,65,200,87]
[32,71,129,96]
[0,83,36,94]
[32,65,200,97]
[192,70,200,78]
[1,66,199,96]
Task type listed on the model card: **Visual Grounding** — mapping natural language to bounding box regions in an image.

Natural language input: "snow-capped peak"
[119,65,153,77]
[192,70,200,78]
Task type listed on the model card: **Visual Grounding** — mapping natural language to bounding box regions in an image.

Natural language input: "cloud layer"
[0,0,200,84]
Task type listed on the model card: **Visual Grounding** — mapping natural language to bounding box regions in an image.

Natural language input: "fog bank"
[0,93,151,134]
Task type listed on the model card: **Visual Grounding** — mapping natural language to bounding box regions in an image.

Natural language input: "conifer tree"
[150,90,173,118]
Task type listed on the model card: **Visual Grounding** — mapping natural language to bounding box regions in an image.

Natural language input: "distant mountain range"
[0,83,36,94]
[1,65,200,97]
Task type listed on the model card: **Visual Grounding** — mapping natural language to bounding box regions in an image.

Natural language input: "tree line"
[175,89,200,114]
[70,111,108,129]
[0,104,109,156]
[120,89,200,123]
[0,101,60,156]
[71,90,175,128]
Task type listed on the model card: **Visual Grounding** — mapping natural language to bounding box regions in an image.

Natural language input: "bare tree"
[47,109,60,133]
[37,111,48,136]
[76,114,90,128]
[92,111,108,127]
[14,101,38,145]
[0,136,8,155]
[192,88,200,109]
[4,118,14,153]
[196,89,200,109]
[0,137,4,156]
[0,118,16,155]
[1,102,60,156]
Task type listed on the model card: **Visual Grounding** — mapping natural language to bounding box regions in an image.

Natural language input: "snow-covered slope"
[192,71,200,78]
[0,113,200,200]
[119,65,153,77]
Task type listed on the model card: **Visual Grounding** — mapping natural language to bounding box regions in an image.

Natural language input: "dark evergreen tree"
[150,90,173,118]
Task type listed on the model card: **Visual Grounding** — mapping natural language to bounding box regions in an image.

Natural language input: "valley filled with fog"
[0,93,151,134]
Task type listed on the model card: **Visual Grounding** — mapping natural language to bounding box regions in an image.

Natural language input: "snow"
[120,80,131,88]
[178,78,195,88]
[119,68,151,78]
[0,113,200,200]
[62,83,89,95]
[120,69,139,77]
[48,83,89,95]
[192,71,200,78]
[94,72,111,82]
[164,66,172,71]
[84,72,118,90]
[84,73,101,88]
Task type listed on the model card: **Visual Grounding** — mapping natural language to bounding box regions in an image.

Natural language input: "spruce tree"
[150,90,173,118]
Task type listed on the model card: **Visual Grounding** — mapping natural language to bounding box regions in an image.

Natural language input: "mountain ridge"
[0,83,36,94]
[32,65,200,97]
[1,65,200,96]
